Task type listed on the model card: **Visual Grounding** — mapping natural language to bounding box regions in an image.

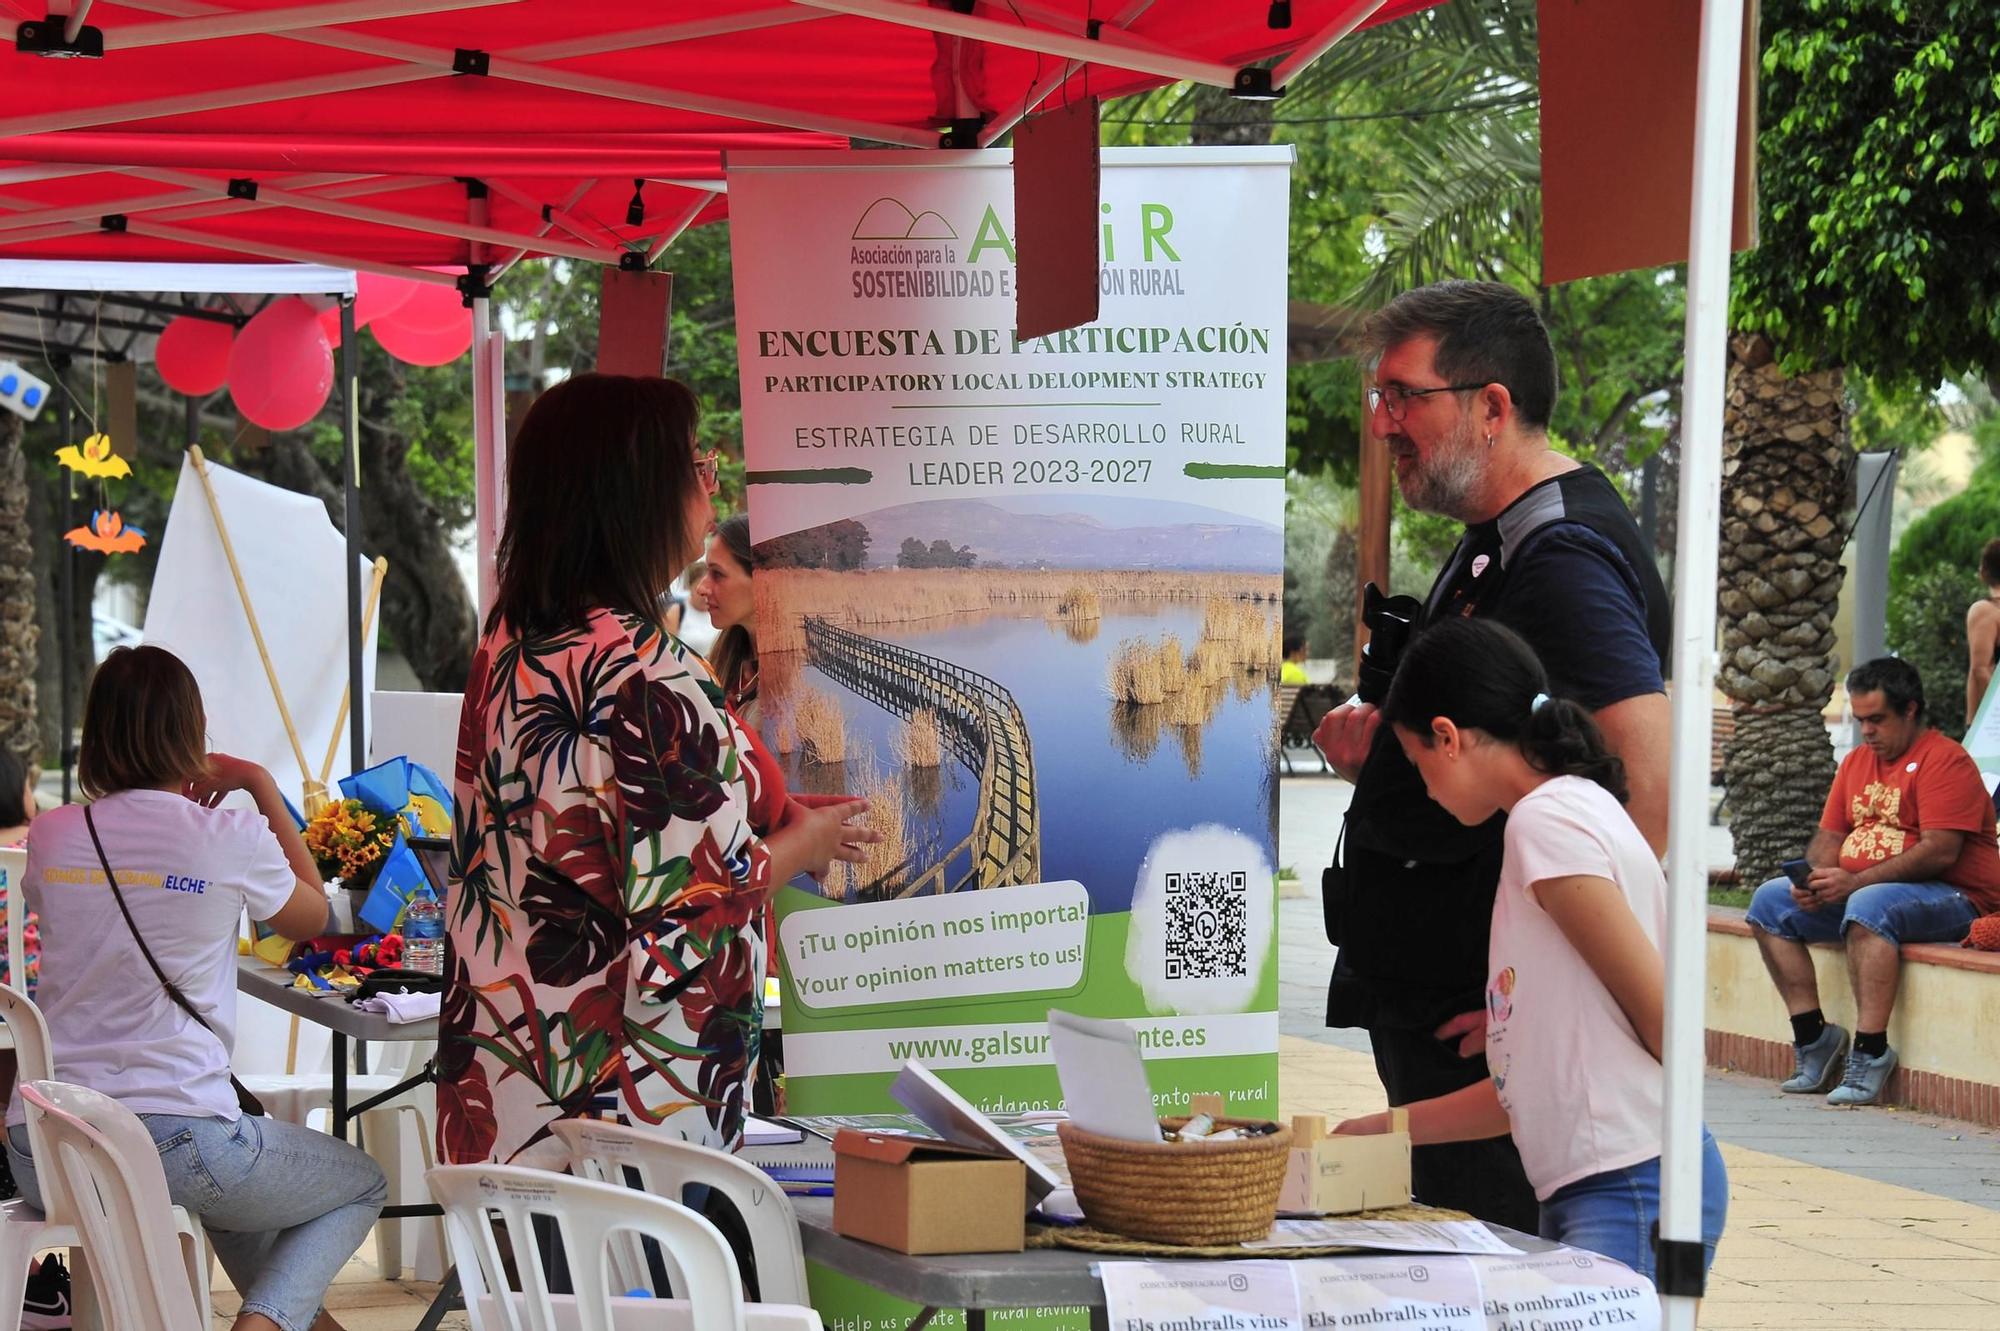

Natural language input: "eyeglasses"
[1366,382,1488,421]
[694,449,720,493]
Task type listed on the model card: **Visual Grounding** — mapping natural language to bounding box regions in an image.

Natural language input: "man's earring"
[1486,433,1495,448]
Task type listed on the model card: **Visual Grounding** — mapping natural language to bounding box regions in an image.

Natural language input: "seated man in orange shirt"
[1747,658,2000,1106]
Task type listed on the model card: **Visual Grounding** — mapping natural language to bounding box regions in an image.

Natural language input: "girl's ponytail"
[1381,617,1629,803]
[1520,694,1628,803]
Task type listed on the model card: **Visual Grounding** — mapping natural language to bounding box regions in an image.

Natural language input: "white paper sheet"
[1475,1249,1659,1331]
[1049,1008,1163,1142]
[1099,1261,1302,1331]
[1296,1255,1484,1331]
[1247,1220,1521,1257]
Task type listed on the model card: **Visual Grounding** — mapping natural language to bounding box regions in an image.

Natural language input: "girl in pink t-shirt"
[1336,618,1726,1282]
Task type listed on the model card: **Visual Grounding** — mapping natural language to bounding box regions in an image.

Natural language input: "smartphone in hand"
[1780,858,1813,889]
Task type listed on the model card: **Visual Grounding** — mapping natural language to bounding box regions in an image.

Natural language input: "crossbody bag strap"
[83,805,265,1116]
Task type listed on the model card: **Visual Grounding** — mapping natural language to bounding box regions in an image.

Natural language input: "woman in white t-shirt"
[1335,618,1727,1281]
[4,646,385,1331]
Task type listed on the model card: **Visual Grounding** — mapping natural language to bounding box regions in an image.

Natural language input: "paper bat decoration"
[54,433,132,479]
[65,509,147,554]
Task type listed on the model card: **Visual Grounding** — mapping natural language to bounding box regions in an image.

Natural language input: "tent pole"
[1660,0,1747,1325]
[340,294,365,778]
[55,361,72,805]
[472,293,499,620]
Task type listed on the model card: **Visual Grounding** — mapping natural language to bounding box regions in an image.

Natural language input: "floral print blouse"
[440,608,776,1166]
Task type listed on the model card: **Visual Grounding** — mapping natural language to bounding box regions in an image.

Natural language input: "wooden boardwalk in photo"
[803,616,1040,896]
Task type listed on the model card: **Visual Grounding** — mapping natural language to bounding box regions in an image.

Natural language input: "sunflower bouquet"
[303,798,406,890]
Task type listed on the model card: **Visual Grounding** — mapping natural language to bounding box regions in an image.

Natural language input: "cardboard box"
[831,1131,1027,1254]
[1276,1111,1413,1216]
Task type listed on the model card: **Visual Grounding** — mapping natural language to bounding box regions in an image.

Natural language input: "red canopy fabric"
[0,0,1434,273]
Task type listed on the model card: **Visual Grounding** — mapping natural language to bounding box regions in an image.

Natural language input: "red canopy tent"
[0,0,1435,274]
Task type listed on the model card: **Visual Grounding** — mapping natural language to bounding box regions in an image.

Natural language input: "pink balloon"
[153,314,234,396]
[316,302,343,343]
[228,297,334,431]
[355,273,420,329]
[370,282,471,366]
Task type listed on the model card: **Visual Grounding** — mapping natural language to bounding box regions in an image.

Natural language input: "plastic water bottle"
[403,886,446,976]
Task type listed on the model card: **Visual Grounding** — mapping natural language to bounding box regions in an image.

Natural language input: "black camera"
[1355,582,1421,705]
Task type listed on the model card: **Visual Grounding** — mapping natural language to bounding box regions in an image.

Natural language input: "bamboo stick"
[186,446,315,791]
[318,556,390,785]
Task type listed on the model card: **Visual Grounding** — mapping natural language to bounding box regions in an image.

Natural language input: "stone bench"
[1707,905,2000,1124]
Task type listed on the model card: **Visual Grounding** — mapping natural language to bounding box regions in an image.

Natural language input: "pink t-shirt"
[1485,776,1666,1200]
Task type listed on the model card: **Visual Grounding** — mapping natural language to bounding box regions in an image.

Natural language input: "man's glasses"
[1366,382,1488,422]
[694,449,720,492]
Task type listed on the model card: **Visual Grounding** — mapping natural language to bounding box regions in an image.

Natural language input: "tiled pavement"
[205,776,2000,1328]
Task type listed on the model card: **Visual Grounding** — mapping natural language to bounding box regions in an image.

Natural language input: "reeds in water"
[892,706,945,769]
[793,685,847,766]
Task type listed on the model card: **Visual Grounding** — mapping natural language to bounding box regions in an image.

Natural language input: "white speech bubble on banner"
[781,879,1090,1011]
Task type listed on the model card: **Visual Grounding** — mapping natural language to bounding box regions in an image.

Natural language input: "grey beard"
[1398,422,1484,520]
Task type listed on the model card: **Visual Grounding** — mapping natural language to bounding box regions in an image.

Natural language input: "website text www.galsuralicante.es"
[886,1024,1209,1066]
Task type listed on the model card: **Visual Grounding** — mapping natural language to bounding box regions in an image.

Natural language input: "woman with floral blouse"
[441,374,875,1167]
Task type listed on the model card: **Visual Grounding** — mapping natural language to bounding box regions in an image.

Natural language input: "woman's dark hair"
[1980,537,2000,588]
[1282,631,1306,657]
[489,373,704,637]
[1380,617,1628,802]
[0,747,29,827]
[78,645,208,799]
[708,514,758,703]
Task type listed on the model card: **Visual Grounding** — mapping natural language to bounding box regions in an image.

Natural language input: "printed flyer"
[727,149,1288,1326]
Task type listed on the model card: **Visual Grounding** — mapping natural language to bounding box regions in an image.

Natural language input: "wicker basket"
[1058,1116,1293,1246]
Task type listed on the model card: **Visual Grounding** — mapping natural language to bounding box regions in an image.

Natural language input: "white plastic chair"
[0,987,210,1331]
[428,1164,822,1331]
[18,1082,207,1331]
[240,1035,443,1278]
[549,1119,809,1305]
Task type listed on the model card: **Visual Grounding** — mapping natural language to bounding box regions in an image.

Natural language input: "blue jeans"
[8,1114,386,1331]
[1539,1130,1729,1281]
[1746,876,1979,947]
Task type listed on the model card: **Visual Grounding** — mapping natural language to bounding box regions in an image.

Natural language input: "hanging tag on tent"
[1013,95,1101,341]
[108,360,139,460]
[596,267,673,377]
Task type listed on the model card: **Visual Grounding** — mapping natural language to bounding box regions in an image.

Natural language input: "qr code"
[1164,870,1248,980]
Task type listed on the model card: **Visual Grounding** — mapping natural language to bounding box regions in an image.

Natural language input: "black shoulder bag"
[83,806,267,1117]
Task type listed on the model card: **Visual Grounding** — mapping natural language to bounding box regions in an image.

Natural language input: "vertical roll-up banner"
[730,147,1291,1327]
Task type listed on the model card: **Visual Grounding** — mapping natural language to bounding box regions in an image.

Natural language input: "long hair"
[707,514,758,702]
[488,373,704,637]
[1380,617,1628,801]
[78,646,209,799]
[0,746,29,827]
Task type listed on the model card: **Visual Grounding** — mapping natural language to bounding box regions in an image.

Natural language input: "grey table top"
[790,1200,1555,1311]
[235,954,439,1042]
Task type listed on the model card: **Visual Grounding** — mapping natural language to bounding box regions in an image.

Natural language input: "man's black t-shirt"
[1324,464,1671,1032]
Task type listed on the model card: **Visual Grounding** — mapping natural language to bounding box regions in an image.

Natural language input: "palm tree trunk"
[0,414,38,761]
[1717,333,1851,886]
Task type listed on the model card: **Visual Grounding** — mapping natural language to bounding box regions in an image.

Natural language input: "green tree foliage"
[759,519,870,570]
[895,536,976,569]
[1891,478,2000,594]
[1733,0,2000,390]
[1888,561,1984,739]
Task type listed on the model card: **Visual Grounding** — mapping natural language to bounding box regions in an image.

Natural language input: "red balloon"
[228,297,333,431]
[153,314,234,396]
[315,302,343,344]
[370,282,471,366]
[355,273,419,329]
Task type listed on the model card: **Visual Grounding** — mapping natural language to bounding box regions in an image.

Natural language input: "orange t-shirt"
[1819,728,2000,913]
